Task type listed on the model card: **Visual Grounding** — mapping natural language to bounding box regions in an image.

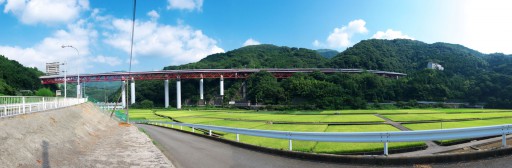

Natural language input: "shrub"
[140,100,154,109]
[35,88,54,97]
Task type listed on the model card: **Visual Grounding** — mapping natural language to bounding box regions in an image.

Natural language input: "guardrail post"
[502,134,507,148]
[192,127,195,133]
[180,125,183,130]
[209,130,212,136]
[18,102,21,115]
[172,124,174,128]
[22,97,26,114]
[288,132,293,151]
[289,139,293,151]
[236,134,240,142]
[42,97,45,110]
[384,142,389,156]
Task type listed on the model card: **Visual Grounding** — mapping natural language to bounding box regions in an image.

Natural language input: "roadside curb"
[145,124,512,165]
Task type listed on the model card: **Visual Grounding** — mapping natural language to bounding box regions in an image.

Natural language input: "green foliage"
[35,88,54,97]
[0,79,15,95]
[0,55,44,92]
[328,39,486,75]
[140,100,155,109]
[246,71,285,104]
[164,44,328,69]
[316,49,339,58]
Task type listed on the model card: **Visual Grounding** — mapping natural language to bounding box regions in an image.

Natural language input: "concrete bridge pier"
[177,78,182,109]
[220,75,224,96]
[122,80,126,108]
[130,78,135,104]
[200,76,204,100]
[164,80,169,108]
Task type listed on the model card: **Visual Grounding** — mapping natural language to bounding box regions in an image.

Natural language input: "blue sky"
[0,0,511,74]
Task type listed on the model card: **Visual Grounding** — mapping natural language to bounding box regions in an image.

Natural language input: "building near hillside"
[427,62,444,70]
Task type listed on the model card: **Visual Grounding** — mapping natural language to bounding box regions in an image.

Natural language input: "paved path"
[137,124,512,168]
[136,124,375,168]
[374,114,440,149]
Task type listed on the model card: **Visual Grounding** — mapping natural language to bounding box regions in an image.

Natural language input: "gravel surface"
[0,103,174,168]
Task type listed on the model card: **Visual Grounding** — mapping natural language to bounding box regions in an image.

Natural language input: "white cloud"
[147,10,160,21]
[242,38,260,47]
[314,19,368,49]
[372,29,414,40]
[167,0,203,11]
[103,18,224,65]
[3,0,89,25]
[312,40,321,47]
[0,19,120,74]
[92,55,122,66]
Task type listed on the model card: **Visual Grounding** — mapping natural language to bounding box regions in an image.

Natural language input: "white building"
[46,62,61,75]
[427,62,444,70]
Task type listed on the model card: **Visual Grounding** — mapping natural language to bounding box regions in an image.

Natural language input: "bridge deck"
[39,68,406,84]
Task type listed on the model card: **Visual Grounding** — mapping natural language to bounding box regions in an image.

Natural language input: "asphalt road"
[137,124,512,168]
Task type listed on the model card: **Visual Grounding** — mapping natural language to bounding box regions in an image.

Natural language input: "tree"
[246,71,285,104]
[35,88,54,97]
[140,100,154,109]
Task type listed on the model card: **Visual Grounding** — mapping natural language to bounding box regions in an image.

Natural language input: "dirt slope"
[0,103,173,168]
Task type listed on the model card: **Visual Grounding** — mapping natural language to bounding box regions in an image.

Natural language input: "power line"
[126,0,137,123]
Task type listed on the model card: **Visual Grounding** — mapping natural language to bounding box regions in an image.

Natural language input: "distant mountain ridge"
[328,39,489,76]
[165,44,328,70]
[165,39,508,76]
[316,49,339,58]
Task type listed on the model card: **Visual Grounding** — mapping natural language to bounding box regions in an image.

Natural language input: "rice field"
[128,108,512,154]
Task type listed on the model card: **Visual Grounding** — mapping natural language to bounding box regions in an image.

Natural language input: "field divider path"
[392,134,512,156]
[374,114,440,149]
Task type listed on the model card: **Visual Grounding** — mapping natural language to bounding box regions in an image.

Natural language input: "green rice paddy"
[127,108,512,154]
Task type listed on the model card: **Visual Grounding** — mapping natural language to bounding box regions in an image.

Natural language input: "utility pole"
[126,0,137,123]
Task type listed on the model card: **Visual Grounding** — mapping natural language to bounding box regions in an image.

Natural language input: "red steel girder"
[40,69,406,84]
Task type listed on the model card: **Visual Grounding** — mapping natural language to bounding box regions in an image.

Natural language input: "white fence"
[142,120,512,155]
[0,96,87,118]
[96,102,124,111]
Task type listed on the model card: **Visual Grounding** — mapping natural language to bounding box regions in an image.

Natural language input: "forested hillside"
[132,40,512,109]
[0,55,45,95]
[316,49,338,58]
[329,39,487,75]
[164,44,328,69]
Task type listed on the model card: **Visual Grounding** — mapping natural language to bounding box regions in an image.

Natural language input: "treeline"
[244,70,508,109]
[0,55,55,96]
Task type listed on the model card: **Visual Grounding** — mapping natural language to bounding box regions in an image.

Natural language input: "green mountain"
[164,44,328,70]
[328,39,487,75]
[316,49,339,58]
[0,55,45,95]
[145,40,512,109]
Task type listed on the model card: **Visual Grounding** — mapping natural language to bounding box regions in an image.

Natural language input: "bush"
[140,100,154,109]
[35,88,54,97]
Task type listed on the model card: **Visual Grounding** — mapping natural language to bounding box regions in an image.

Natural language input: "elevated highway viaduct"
[40,68,406,109]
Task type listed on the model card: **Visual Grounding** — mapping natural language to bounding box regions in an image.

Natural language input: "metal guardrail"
[0,96,87,118]
[141,120,512,155]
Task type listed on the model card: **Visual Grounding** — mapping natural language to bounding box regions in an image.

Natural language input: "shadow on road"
[42,140,50,168]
